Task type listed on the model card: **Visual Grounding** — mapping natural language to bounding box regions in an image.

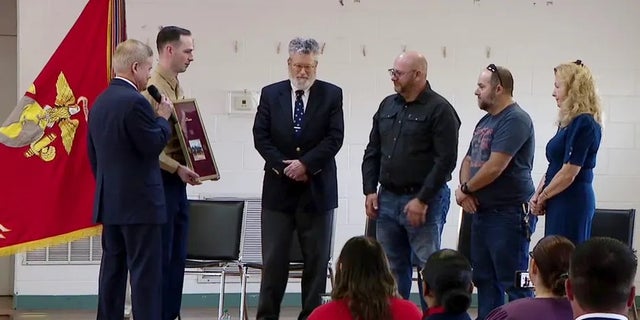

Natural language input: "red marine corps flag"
[0,0,127,255]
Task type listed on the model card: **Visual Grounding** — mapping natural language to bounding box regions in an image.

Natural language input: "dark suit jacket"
[88,78,171,224]
[253,79,344,213]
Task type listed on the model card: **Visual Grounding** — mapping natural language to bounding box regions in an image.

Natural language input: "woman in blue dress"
[529,60,603,244]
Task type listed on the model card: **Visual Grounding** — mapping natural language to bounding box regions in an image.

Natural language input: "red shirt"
[308,297,423,320]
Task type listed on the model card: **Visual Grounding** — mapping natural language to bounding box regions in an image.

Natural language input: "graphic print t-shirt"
[467,103,535,209]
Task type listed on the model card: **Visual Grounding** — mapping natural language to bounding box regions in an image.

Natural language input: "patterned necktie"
[293,90,304,138]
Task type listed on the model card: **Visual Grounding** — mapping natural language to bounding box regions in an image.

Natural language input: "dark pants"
[98,224,163,320]
[257,204,334,320]
[161,171,189,320]
[471,205,537,320]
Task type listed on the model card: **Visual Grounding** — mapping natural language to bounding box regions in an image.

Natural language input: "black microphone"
[147,85,162,103]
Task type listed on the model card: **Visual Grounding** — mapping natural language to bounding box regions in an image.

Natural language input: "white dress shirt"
[576,313,628,320]
[115,76,138,91]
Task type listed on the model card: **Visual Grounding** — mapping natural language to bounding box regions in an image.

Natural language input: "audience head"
[567,237,637,317]
[389,51,428,99]
[553,59,602,127]
[422,249,473,315]
[332,236,397,320]
[529,235,575,297]
[287,37,320,90]
[475,64,515,114]
[156,26,194,74]
[112,39,154,91]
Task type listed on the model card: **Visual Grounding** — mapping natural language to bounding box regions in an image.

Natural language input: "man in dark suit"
[88,39,173,320]
[252,37,344,320]
[566,237,637,320]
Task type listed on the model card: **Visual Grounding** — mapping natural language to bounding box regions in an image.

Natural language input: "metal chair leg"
[240,265,248,320]
[328,264,335,289]
[218,269,226,320]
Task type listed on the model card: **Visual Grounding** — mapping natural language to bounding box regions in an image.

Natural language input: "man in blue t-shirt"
[455,64,537,320]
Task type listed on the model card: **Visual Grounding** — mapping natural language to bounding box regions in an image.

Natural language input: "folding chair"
[183,199,245,320]
[590,208,637,320]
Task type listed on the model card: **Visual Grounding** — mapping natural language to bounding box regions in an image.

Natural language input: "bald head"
[395,51,428,75]
[390,51,429,101]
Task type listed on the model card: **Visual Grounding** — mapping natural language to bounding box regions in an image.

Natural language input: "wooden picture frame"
[173,99,220,181]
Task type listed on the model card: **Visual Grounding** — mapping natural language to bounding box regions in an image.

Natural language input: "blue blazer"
[88,78,171,225]
[252,79,344,213]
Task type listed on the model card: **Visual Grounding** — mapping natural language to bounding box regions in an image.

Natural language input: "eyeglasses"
[290,63,316,72]
[528,251,534,259]
[486,63,503,86]
[388,68,416,78]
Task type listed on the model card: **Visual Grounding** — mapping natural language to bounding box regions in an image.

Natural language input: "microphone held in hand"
[147,85,162,103]
[148,85,173,120]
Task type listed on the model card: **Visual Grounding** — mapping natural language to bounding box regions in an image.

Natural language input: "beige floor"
[0,296,10,320]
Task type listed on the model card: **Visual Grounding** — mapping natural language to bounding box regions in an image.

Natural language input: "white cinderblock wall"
[14,0,640,295]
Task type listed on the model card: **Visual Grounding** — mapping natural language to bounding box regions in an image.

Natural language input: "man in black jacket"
[362,51,460,309]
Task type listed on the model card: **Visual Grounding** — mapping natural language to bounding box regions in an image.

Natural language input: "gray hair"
[112,39,153,74]
[288,37,320,56]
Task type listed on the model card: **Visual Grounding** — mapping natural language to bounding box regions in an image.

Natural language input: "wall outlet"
[228,90,257,114]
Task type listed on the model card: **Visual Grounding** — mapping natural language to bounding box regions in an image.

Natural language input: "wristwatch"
[461,182,472,195]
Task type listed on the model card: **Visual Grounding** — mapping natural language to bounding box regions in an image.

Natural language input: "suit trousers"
[97,224,163,320]
[256,200,334,320]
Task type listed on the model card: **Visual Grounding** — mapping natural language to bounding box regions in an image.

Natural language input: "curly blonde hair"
[554,61,603,127]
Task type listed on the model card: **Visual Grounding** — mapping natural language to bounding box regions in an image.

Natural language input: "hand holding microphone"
[147,85,173,120]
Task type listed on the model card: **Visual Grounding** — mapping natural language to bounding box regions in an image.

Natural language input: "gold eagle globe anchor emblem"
[0,72,89,162]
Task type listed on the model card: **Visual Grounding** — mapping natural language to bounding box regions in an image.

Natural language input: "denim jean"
[376,185,450,308]
[471,206,537,320]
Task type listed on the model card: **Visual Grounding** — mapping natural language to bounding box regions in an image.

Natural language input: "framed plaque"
[173,99,220,181]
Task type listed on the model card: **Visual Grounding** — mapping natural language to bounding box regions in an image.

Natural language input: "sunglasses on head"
[486,63,503,86]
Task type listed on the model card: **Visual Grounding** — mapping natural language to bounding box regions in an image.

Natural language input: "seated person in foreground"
[486,235,575,320]
[566,237,637,320]
[422,249,473,320]
[308,236,422,320]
